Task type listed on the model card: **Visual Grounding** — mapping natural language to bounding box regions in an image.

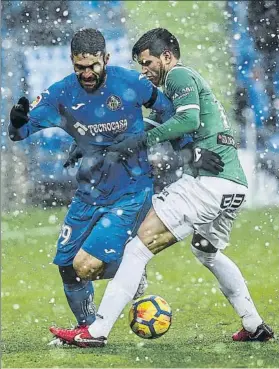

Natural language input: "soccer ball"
[128,295,172,339]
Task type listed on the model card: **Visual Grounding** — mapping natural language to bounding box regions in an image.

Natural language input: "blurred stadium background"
[1,0,279,210]
[1,2,279,368]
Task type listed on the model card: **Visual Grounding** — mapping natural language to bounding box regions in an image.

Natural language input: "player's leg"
[100,259,148,300]
[192,193,273,341]
[73,233,149,299]
[191,231,263,328]
[66,175,244,346]
[73,249,104,280]
[137,207,176,253]
[66,206,175,345]
[86,176,203,341]
[52,189,153,345]
[52,197,103,328]
[191,233,273,341]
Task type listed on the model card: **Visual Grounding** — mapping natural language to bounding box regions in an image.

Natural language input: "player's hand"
[10,97,30,128]
[192,147,224,175]
[80,151,122,180]
[93,151,123,170]
[63,142,83,168]
[102,151,122,168]
[108,132,147,156]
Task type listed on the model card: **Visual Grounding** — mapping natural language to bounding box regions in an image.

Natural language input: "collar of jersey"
[163,61,185,91]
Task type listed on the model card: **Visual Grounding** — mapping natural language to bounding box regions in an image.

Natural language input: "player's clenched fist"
[10,96,30,128]
[192,147,224,175]
[63,142,83,168]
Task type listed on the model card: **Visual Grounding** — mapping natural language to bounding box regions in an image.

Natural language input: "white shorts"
[152,174,248,250]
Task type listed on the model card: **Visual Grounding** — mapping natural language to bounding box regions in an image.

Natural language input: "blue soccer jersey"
[9,66,174,205]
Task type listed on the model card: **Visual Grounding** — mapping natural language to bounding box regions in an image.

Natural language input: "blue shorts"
[53,189,152,266]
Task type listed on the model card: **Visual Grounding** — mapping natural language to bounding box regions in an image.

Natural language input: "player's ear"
[162,50,172,64]
[104,53,110,65]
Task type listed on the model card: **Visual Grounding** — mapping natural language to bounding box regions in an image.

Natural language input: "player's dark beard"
[158,62,167,86]
[78,70,107,93]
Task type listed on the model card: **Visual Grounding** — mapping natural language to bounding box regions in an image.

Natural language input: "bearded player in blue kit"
[9,28,223,342]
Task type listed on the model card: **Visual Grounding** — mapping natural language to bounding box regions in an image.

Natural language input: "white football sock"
[89,236,154,338]
[191,246,262,333]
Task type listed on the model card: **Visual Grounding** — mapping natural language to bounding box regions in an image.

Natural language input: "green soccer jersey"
[146,63,248,187]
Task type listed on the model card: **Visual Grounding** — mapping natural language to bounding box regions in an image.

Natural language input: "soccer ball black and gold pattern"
[128,295,172,339]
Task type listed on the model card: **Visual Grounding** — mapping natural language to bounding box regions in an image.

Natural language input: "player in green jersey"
[53,28,273,347]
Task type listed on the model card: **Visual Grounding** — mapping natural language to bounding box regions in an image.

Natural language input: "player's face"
[72,52,109,93]
[136,49,165,86]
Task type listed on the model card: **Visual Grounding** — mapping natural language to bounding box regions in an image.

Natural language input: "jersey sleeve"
[134,73,174,118]
[166,68,200,113]
[146,68,200,147]
[9,82,63,141]
[143,112,162,131]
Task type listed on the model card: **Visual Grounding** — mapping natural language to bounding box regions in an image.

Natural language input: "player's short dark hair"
[132,28,180,60]
[71,28,106,56]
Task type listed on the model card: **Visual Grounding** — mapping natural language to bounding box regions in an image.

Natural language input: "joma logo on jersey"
[74,119,128,136]
[106,95,122,111]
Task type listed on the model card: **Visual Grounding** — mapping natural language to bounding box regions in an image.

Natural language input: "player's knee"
[192,232,217,252]
[191,244,217,266]
[73,251,104,280]
[73,257,104,280]
[148,231,175,254]
[59,265,81,284]
[191,233,218,266]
